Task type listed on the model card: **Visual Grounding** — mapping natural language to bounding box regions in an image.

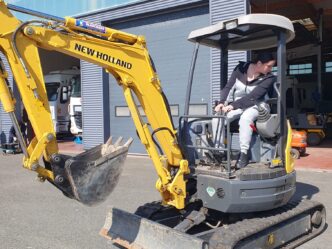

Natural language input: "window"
[70,76,81,97]
[115,105,179,117]
[115,106,131,117]
[289,63,312,75]
[188,104,208,115]
[45,83,60,101]
[325,61,332,73]
[271,66,278,75]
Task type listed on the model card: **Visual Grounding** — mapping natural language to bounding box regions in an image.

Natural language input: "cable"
[151,127,176,155]
[204,220,222,229]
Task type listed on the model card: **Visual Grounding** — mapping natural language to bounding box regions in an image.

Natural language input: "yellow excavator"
[0,1,326,248]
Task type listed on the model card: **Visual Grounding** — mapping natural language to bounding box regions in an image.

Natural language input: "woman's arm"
[231,75,276,110]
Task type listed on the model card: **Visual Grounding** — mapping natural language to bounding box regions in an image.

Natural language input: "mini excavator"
[0,2,326,248]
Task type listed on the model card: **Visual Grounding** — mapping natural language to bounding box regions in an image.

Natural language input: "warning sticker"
[206,186,216,197]
[75,19,106,33]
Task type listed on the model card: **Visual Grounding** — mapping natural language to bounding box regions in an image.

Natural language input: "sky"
[5,0,141,21]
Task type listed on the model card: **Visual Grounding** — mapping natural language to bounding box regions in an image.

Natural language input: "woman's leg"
[237,106,259,168]
[239,106,260,153]
[212,109,243,148]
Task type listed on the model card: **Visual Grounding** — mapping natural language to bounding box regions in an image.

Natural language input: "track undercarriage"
[101,199,325,249]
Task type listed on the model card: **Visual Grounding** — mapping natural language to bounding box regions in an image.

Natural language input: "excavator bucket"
[50,137,133,206]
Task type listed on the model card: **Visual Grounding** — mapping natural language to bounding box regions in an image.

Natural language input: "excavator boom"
[0,1,188,207]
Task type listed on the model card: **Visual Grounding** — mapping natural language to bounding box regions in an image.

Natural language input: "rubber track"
[209,199,326,249]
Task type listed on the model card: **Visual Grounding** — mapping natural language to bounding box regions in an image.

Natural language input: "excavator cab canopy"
[184,14,295,166]
[188,14,295,50]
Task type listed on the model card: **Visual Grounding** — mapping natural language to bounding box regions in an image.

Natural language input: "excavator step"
[101,199,325,249]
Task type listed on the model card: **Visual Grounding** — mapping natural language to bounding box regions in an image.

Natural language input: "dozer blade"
[50,137,133,206]
[100,207,207,249]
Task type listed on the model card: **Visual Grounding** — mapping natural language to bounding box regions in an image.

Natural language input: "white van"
[44,69,80,135]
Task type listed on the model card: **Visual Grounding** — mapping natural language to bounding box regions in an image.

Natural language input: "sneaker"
[237,152,249,169]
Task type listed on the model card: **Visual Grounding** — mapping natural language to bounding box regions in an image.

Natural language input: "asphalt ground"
[0,154,331,249]
[56,139,332,172]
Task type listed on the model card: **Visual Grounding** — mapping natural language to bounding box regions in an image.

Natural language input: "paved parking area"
[0,154,331,249]
[294,139,332,171]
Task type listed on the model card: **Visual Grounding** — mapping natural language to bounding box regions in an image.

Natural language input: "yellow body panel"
[285,120,295,173]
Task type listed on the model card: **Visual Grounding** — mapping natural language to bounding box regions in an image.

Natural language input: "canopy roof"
[188,14,295,50]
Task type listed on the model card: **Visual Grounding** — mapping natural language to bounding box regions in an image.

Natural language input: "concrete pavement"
[0,154,159,249]
[0,154,331,249]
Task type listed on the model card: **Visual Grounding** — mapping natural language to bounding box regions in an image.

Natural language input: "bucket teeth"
[102,137,133,156]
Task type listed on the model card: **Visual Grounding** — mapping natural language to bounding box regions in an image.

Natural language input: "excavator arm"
[0,1,189,208]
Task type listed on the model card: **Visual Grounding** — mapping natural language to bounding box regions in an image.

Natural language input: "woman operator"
[213,53,276,168]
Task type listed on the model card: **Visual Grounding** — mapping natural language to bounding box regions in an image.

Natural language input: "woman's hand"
[214,103,224,113]
[222,105,234,113]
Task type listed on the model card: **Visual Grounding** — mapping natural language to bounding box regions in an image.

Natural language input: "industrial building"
[1,0,332,154]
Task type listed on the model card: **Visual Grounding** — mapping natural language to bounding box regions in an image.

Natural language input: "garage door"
[107,6,210,153]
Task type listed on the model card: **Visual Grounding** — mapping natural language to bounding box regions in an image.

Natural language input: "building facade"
[0,0,248,153]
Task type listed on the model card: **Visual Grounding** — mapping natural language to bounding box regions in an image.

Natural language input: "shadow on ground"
[292,182,320,201]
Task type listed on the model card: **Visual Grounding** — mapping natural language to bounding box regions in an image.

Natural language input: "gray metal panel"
[0,54,14,144]
[210,0,248,105]
[108,6,210,154]
[77,0,207,22]
[197,171,296,213]
[80,61,105,149]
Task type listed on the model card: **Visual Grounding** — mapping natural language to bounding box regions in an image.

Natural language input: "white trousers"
[212,105,260,153]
